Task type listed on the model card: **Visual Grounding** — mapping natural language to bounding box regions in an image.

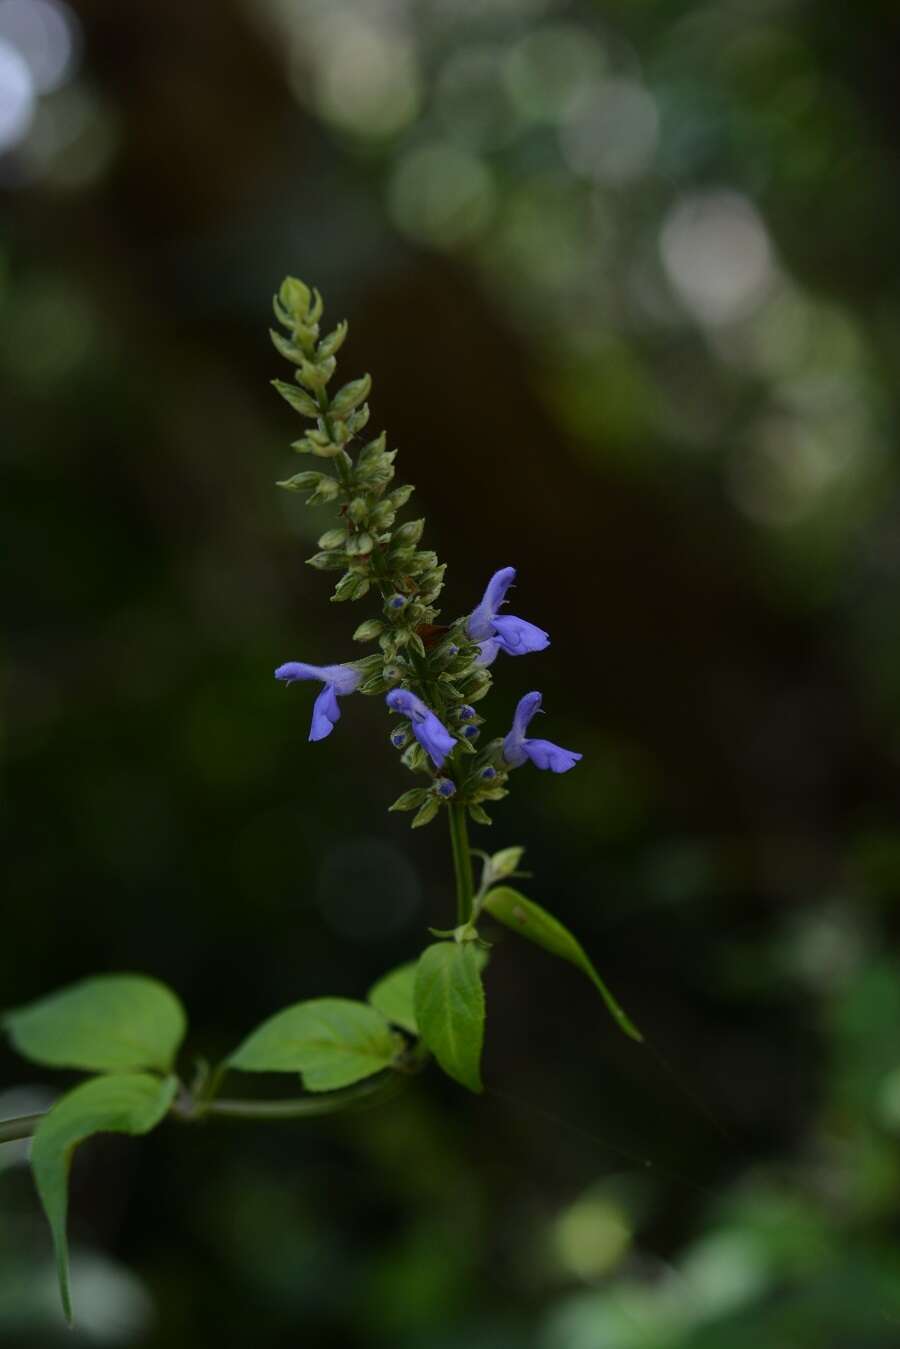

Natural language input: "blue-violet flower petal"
[386,688,456,769]
[503,691,581,775]
[275,660,361,742]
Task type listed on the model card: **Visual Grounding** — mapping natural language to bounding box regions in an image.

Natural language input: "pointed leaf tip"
[483,887,643,1043]
[31,1073,177,1323]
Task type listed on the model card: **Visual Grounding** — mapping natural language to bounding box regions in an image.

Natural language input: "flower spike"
[275,661,362,742]
[503,691,582,774]
[270,282,575,827]
[386,688,456,769]
[467,567,550,666]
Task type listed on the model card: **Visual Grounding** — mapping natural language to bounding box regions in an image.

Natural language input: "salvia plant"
[0,277,641,1323]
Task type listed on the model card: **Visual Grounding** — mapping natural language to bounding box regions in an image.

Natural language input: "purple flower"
[275,661,361,742]
[467,567,550,666]
[503,691,582,774]
[386,688,456,769]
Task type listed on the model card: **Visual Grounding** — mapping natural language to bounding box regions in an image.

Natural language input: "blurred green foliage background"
[3,0,900,1344]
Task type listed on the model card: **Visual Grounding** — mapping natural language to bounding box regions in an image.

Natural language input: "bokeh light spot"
[504,23,607,123]
[660,190,774,326]
[560,79,659,184]
[727,415,837,527]
[0,0,78,94]
[389,143,494,248]
[878,1066,900,1132]
[0,35,34,153]
[302,16,420,139]
[553,1194,632,1281]
[678,1230,769,1319]
[435,43,519,150]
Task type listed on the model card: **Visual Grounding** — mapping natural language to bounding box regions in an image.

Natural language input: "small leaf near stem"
[483,886,643,1042]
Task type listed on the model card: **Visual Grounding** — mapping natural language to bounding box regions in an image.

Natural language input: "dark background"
[3,0,900,1345]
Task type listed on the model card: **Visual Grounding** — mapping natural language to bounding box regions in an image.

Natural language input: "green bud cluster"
[272,278,446,625]
[272,277,509,826]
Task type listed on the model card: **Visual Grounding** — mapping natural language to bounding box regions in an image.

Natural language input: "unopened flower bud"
[490,846,524,878]
[394,518,425,546]
[279,276,311,318]
[331,374,372,416]
[318,321,348,359]
[434,778,456,798]
[353,617,384,643]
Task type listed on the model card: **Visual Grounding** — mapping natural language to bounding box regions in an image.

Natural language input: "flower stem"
[0,1113,43,1144]
[194,1071,406,1121]
[1,1067,415,1142]
[448,801,475,926]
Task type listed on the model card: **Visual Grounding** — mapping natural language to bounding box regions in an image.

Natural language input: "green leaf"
[317,321,348,359]
[318,527,348,550]
[346,404,370,434]
[353,617,385,643]
[411,798,441,829]
[227,998,400,1092]
[346,532,374,557]
[306,550,347,571]
[394,518,425,545]
[330,373,372,415]
[332,572,370,602]
[368,962,418,1035]
[414,943,485,1093]
[277,470,329,494]
[389,788,427,813]
[269,331,304,368]
[483,887,643,1042]
[277,275,312,317]
[389,483,414,508]
[271,377,319,416]
[3,975,187,1074]
[32,1073,177,1323]
[491,847,524,873]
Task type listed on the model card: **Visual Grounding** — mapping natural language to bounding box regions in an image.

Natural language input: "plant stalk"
[448,801,475,926]
[197,1072,405,1120]
[0,1113,43,1144]
[0,1072,409,1142]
